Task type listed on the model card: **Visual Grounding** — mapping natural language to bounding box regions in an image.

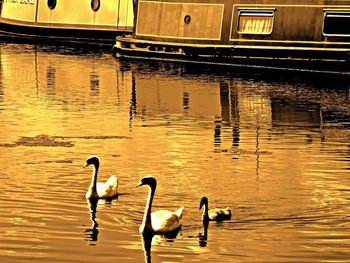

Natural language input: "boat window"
[237,10,274,35]
[91,0,100,12]
[47,0,56,10]
[184,15,191,25]
[323,11,350,36]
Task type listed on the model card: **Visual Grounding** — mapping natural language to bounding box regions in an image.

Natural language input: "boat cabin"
[114,0,350,73]
[0,0,134,47]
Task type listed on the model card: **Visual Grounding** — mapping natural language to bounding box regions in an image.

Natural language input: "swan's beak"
[83,162,88,168]
[136,181,144,187]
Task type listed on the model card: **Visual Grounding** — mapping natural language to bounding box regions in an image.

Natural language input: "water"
[0,42,349,263]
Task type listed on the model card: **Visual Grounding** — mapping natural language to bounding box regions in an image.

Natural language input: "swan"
[137,176,184,235]
[199,196,231,224]
[83,156,118,199]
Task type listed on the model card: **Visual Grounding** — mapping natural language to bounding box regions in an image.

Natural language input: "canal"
[0,42,349,263]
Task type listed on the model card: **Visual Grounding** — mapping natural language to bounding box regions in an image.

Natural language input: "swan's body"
[137,176,184,235]
[199,196,231,224]
[84,156,118,199]
[149,207,184,233]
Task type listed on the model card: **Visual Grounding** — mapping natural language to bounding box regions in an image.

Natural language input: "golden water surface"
[0,43,349,263]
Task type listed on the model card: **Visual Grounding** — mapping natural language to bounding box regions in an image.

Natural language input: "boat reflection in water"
[128,62,349,172]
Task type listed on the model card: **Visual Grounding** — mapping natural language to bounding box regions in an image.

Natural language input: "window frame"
[323,10,350,37]
[237,9,275,35]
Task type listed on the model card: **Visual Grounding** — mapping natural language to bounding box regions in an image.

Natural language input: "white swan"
[199,196,231,224]
[83,156,118,199]
[137,176,184,235]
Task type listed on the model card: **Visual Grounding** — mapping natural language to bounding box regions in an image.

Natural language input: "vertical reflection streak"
[46,66,56,96]
[89,71,100,96]
[216,81,230,151]
[129,74,137,129]
[0,48,3,103]
[34,45,39,97]
[230,80,240,154]
[255,120,260,179]
[183,91,189,112]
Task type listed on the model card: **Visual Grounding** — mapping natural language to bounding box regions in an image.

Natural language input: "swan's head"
[83,156,99,168]
[199,196,208,210]
[136,176,157,189]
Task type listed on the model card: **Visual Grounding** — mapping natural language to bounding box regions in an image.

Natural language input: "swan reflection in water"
[198,223,209,247]
[141,231,182,263]
[84,197,119,245]
[141,233,153,263]
[85,199,99,245]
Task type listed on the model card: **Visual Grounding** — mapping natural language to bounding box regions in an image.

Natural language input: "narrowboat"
[0,0,134,47]
[114,0,350,73]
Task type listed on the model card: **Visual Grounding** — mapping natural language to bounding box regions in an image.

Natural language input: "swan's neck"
[141,185,156,233]
[202,201,209,224]
[89,163,99,196]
